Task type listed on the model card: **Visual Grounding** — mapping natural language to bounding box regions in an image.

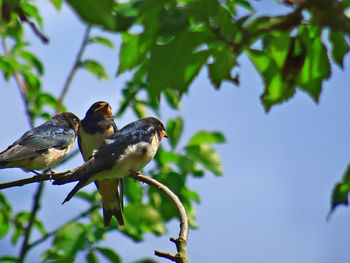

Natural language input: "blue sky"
[1,1,350,262]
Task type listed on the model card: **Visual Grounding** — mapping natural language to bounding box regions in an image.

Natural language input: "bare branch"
[128,172,189,263]
[18,182,45,263]
[56,25,92,113]
[17,8,49,44]
[0,171,70,190]
[0,149,80,190]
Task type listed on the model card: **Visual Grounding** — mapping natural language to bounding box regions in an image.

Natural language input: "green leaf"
[0,256,19,262]
[20,2,43,27]
[148,30,208,96]
[236,0,254,12]
[329,31,349,68]
[49,0,63,9]
[95,247,121,263]
[163,88,181,109]
[186,145,223,175]
[75,191,96,203]
[89,36,115,49]
[297,26,330,102]
[158,151,180,166]
[123,203,166,238]
[189,131,226,145]
[66,0,135,31]
[208,46,237,89]
[41,222,87,261]
[19,50,44,75]
[86,250,99,263]
[178,156,205,177]
[81,59,108,80]
[248,48,295,112]
[22,71,41,101]
[328,165,350,217]
[0,213,10,238]
[132,100,147,118]
[124,177,143,203]
[185,49,211,86]
[263,32,291,68]
[166,117,183,149]
[118,33,143,74]
[33,218,46,235]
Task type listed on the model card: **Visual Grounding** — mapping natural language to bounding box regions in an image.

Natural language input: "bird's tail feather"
[53,158,100,185]
[62,180,86,204]
[103,180,124,227]
[103,197,124,227]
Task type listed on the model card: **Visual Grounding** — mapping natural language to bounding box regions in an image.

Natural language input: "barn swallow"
[78,101,124,227]
[53,117,167,225]
[0,112,80,173]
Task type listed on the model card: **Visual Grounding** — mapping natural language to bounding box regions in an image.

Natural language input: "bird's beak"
[160,130,168,139]
[96,104,113,118]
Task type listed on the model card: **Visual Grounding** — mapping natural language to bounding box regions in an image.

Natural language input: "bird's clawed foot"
[128,169,143,182]
[50,170,73,180]
[32,170,44,176]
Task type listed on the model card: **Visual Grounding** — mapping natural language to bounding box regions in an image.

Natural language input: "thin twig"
[2,36,45,263]
[0,171,70,190]
[128,172,189,263]
[28,203,100,250]
[56,25,92,113]
[18,182,45,263]
[17,8,49,44]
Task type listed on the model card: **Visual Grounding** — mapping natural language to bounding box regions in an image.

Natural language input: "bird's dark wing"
[0,123,75,162]
[94,121,155,164]
[56,121,157,202]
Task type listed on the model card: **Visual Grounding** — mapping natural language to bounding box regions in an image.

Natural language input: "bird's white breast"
[97,134,160,180]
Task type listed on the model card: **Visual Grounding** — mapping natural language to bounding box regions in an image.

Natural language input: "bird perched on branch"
[77,101,124,227]
[53,117,168,225]
[0,112,80,173]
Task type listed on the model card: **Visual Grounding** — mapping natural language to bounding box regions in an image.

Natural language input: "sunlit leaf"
[81,59,108,80]
[132,100,147,118]
[186,145,223,175]
[248,48,295,112]
[167,117,183,149]
[0,256,18,262]
[75,191,96,203]
[189,131,226,145]
[41,222,87,261]
[297,25,330,102]
[20,2,43,27]
[329,165,350,217]
[89,36,115,49]
[49,0,63,9]
[19,50,43,75]
[124,177,143,203]
[95,247,121,263]
[0,213,10,238]
[123,203,166,238]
